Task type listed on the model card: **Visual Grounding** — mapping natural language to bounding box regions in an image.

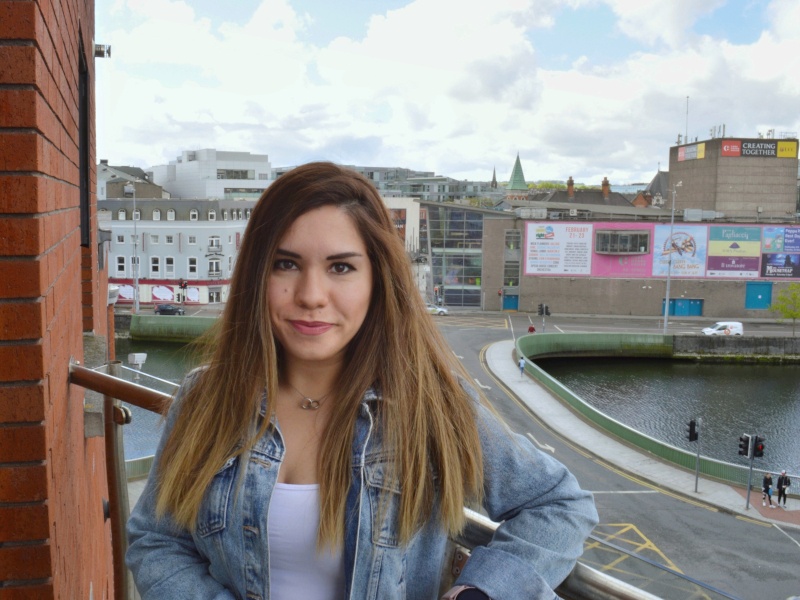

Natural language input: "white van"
[702,321,743,336]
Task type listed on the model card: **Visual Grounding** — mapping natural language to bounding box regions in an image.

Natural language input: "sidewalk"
[486,339,800,530]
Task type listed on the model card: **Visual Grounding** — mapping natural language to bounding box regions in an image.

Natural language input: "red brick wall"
[0,0,113,598]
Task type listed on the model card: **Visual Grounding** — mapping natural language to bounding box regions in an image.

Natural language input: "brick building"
[1,1,115,597]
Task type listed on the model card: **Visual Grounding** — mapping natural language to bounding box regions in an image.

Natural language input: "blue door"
[673,298,704,316]
[503,294,519,311]
[745,282,772,310]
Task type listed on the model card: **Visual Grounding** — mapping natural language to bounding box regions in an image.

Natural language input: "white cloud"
[95,0,800,183]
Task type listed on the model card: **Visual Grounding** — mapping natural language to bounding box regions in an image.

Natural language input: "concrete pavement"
[486,339,800,530]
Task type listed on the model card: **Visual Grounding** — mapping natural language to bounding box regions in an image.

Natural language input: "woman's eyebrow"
[274,249,364,261]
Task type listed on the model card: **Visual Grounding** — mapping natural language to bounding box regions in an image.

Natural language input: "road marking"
[774,524,800,550]
[735,515,772,528]
[473,378,491,390]
[525,432,555,453]
[554,325,565,333]
[453,351,464,359]
[590,490,660,494]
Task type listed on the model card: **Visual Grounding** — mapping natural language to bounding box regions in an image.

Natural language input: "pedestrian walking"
[777,470,791,507]
[528,324,536,333]
[762,472,775,508]
[518,356,526,378]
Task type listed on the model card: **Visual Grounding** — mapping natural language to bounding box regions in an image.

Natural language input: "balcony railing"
[69,363,740,600]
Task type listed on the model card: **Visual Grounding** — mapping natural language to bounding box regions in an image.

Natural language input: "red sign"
[721,140,741,157]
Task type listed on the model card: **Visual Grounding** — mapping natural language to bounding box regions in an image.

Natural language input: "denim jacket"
[127,385,598,600]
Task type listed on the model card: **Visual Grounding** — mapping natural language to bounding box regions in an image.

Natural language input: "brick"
[0,215,43,256]
[0,505,49,542]
[0,344,44,382]
[0,258,45,298]
[0,45,37,84]
[0,585,54,600]
[0,383,46,422]
[0,544,51,580]
[0,300,44,339]
[0,425,46,461]
[0,2,38,39]
[0,132,41,171]
[0,465,48,502]
[0,89,37,127]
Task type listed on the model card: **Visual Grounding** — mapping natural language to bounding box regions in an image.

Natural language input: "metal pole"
[694,417,701,493]
[685,96,689,142]
[133,185,139,314]
[662,182,681,334]
[745,435,754,510]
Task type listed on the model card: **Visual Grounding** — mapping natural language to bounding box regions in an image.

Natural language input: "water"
[536,357,800,473]
[116,338,800,475]
[115,338,199,459]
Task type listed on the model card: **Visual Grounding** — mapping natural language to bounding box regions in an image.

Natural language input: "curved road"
[438,312,800,600]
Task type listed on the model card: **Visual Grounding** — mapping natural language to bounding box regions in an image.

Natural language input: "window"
[133,208,141,221]
[167,209,176,221]
[216,169,254,180]
[131,256,140,277]
[188,257,197,277]
[245,209,251,219]
[190,209,199,221]
[150,256,160,277]
[595,230,650,254]
[208,210,216,221]
[237,209,243,219]
[258,173,269,180]
[116,234,125,244]
[150,234,159,244]
[188,236,197,245]
[222,210,229,221]
[165,257,175,277]
[116,256,125,275]
[165,235,174,245]
[209,236,221,251]
[229,256,233,272]
[228,235,232,244]
[118,209,127,220]
[153,208,161,221]
[209,258,221,277]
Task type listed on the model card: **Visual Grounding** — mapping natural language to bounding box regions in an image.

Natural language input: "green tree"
[771,283,800,336]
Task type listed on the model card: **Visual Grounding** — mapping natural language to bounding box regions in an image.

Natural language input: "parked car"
[426,303,449,316]
[154,303,185,316]
[701,321,743,336]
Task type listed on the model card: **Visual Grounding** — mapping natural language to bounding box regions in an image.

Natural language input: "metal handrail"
[69,364,736,600]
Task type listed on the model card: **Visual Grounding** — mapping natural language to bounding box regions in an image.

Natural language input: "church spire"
[491,166,497,189]
[507,153,528,191]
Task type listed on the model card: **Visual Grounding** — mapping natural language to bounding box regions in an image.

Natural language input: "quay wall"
[516,333,800,494]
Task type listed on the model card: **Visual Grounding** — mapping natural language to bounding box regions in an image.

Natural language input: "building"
[99,197,255,306]
[149,148,273,199]
[97,159,165,200]
[0,1,115,596]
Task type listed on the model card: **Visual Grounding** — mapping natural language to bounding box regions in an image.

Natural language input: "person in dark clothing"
[777,470,791,507]
[762,473,775,508]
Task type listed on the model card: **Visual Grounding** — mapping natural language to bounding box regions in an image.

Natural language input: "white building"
[99,198,255,306]
[149,148,273,200]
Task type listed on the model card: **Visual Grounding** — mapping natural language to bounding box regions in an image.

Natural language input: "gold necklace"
[289,384,330,410]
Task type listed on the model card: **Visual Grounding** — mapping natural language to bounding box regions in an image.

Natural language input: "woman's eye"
[274,259,297,271]
[330,262,354,274]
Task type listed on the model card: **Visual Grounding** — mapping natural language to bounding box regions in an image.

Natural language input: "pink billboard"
[591,223,655,277]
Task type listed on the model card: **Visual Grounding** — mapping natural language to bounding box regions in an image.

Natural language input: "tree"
[771,283,800,336]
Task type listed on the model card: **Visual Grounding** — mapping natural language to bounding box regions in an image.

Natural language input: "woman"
[126,162,598,599]
[763,472,774,507]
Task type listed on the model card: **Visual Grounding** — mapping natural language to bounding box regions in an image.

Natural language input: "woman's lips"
[289,320,333,335]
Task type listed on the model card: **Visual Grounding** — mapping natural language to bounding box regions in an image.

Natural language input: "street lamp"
[662,181,682,334]
[123,182,139,314]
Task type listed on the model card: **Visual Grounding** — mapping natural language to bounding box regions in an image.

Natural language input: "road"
[436,311,800,600]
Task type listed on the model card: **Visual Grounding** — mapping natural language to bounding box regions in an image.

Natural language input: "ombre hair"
[155,162,483,546]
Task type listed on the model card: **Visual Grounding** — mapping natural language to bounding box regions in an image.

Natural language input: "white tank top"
[267,483,345,599]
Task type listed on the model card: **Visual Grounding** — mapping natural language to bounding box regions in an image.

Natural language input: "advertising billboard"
[706,226,761,278]
[651,225,708,278]
[524,223,593,275]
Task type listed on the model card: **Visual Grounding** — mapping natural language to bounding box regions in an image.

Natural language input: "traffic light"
[738,434,751,457]
[544,305,551,316]
[753,436,765,458]
[685,419,698,442]
[537,303,544,316]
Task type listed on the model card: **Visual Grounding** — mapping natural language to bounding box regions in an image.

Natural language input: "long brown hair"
[156,162,483,546]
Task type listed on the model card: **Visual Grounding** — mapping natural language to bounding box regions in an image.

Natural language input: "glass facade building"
[420,205,484,307]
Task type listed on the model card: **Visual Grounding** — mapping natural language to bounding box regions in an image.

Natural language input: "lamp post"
[662,181,682,334]
[124,183,139,314]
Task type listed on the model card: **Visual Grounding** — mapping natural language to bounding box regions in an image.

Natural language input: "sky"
[95,0,800,185]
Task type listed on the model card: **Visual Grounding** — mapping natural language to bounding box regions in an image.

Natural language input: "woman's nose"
[295,268,328,308]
